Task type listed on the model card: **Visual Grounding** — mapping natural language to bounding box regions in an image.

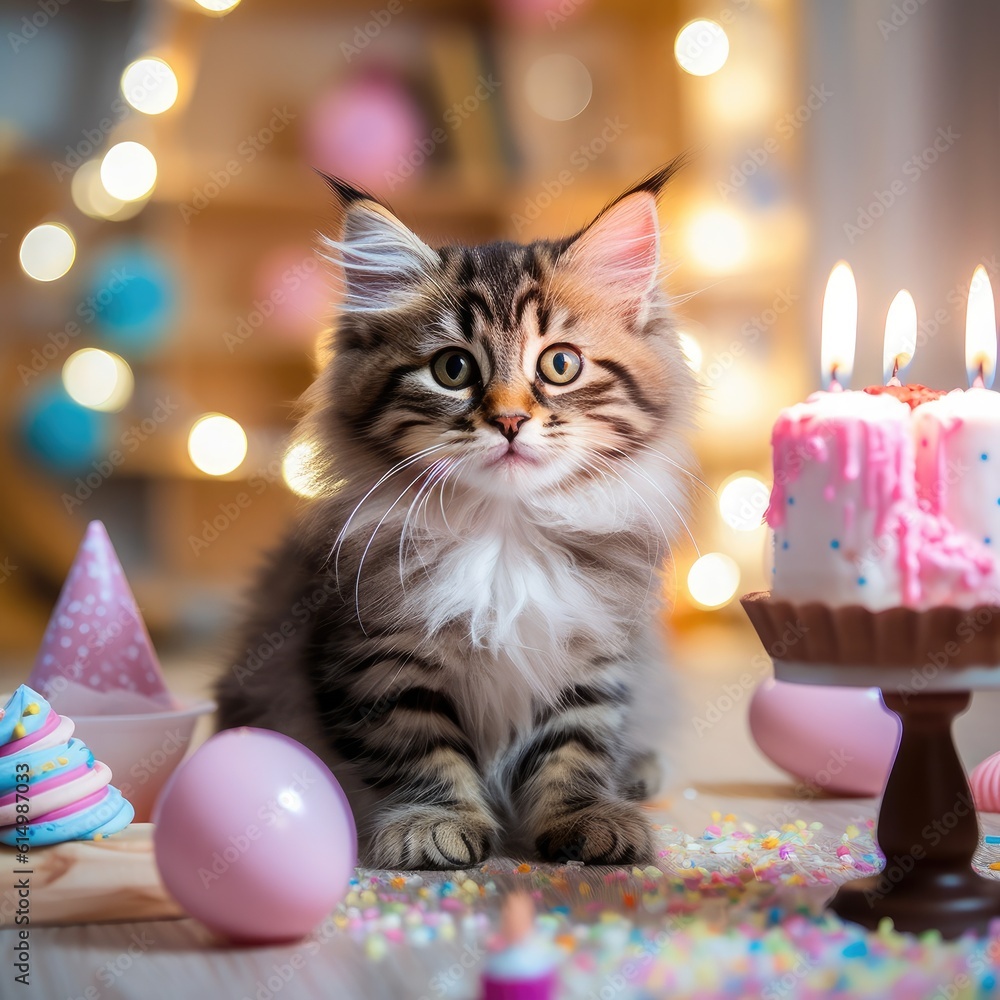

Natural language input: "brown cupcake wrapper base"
[741,592,1000,669]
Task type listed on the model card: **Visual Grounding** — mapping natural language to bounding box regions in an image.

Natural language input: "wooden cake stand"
[742,593,1000,939]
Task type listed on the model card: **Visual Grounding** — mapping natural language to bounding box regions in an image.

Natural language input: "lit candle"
[821,261,857,389]
[966,265,997,389]
[882,290,917,386]
[767,262,917,608]
[911,270,1000,598]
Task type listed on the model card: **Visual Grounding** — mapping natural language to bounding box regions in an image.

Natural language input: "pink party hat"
[27,521,175,714]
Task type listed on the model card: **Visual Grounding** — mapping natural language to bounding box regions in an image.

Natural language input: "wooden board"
[0,824,182,928]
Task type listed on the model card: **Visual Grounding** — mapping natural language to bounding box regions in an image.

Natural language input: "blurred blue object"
[20,381,111,474]
[90,243,176,354]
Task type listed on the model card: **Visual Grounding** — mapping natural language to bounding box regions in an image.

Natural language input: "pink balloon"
[252,246,334,337]
[749,679,900,796]
[152,728,356,943]
[305,78,426,192]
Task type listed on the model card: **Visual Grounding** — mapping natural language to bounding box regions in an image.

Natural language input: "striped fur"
[216,164,698,867]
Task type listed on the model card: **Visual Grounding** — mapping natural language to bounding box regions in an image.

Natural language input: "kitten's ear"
[318,174,438,313]
[561,161,683,304]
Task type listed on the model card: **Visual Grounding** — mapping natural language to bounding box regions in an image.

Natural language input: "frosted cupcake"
[0,686,134,846]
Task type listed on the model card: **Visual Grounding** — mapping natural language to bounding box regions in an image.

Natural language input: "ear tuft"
[562,189,660,298]
[319,177,438,313]
[560,158,687,302]
[315,170,378,206]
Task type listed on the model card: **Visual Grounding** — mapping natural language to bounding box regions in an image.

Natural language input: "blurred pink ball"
[970,752,1000,812]
[253,247,334,337]
[749,679,899,796]
[305,78,426,192]
[153,728,356,943]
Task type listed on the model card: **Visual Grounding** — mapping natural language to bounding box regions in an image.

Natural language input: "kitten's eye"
[431,349,479,389]
[537,344,582,386]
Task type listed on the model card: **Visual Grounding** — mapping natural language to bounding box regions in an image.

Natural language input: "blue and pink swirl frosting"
[0,685,133,847]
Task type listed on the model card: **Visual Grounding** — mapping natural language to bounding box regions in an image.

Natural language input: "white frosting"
[769,391,913,610]
[769,388,1000,610]
[915,388,1000,576]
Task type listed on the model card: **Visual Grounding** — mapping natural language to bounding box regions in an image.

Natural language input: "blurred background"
[2,0,999,677]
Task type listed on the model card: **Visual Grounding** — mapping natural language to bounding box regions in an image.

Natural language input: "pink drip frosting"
[767,403,912,532]
[769,389,997,607]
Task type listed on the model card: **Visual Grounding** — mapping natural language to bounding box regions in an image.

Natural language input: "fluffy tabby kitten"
[216,162,697,868]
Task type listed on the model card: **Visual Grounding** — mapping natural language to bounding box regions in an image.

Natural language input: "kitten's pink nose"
[489,412,529,442]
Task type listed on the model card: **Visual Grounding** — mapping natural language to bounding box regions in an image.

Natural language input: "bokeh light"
[71,160,148,221]
[282,441,323,498]
[674,19,730,77]
[19,223,76,282]
[687,552,741,609]
[62,349,134,413]
[718,473,769,532]
[194,0,242,11]
[678,332,703,372]
[187,414,248,476]
[101,141,158,201]
[686,208,748,271]
[524,54,593,121]
[121,57,179,115]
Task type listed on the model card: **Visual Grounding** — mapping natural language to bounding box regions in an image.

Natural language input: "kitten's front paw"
[369,806,495,870]
[535,799,653,865]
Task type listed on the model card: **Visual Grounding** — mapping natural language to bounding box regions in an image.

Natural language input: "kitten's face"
[321,169,693,501]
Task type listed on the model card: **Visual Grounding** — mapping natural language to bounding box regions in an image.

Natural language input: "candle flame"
[882,289,917,384]
[966,265,997,388]
[821,261,857,389]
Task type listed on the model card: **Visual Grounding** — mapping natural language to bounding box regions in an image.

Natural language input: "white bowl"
[71,697,216,822]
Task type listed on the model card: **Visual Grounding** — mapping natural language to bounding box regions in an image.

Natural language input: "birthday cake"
[767,385,1000,612]
[0,686,134,846]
